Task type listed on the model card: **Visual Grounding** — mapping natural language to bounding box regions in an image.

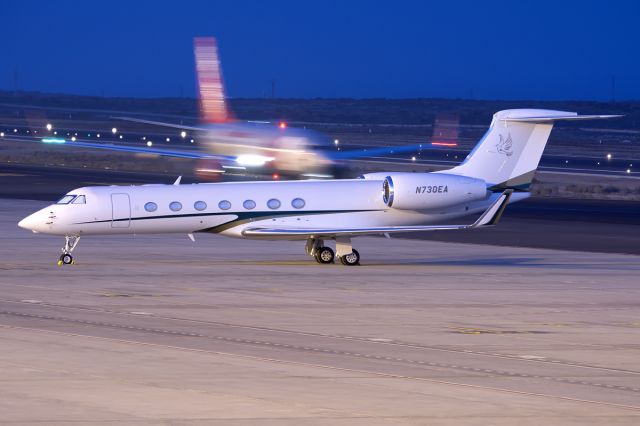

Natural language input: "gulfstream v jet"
[18,109,619,266]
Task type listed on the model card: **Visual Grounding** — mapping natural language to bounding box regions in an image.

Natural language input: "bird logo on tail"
[496,133,513,157]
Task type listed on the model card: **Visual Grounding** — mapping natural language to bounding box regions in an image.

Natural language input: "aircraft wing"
[327,143,427,160]
[31,134,435,165]
[30,137,235,161]
[112,116,209,132]
[243,190,513,238]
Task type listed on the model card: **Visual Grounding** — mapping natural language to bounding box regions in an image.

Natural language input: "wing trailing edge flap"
[242,190,513,238]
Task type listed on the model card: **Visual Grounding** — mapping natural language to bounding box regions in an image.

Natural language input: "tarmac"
[1,199,640,425]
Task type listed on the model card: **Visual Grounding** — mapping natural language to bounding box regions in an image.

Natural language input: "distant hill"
[1,90,637,128]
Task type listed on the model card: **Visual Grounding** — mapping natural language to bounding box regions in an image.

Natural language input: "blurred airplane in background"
[1,37,422,180]
[113,37,418,179]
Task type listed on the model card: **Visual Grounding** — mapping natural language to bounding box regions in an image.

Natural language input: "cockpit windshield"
[56,195,76,204]
[56,194,86,204]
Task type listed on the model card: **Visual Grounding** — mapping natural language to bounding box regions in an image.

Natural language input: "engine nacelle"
[373,173,488,210]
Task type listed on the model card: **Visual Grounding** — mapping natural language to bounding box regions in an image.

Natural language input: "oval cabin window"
[291,198,305,209]
[267,198,281,210]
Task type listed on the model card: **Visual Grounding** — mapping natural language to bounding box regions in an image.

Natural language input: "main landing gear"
[57,235,80,266]
[305,237,360,266]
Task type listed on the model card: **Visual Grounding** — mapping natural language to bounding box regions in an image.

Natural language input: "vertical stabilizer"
[442,109,619,190]
[194,37,233,123]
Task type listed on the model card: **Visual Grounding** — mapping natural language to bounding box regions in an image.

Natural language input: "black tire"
[61,254,73,265]
[341,249,360,266]
[315,247,335,264]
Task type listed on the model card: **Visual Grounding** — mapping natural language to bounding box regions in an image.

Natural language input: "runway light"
[0,132,4,137]
[97,133,101,138]
[607,153,612,160]
[627,169,631,174]
[565,160,569,164]
[14,128,17,133]
[46,123,52,131]
[146,141,153,147]
[71,136,76,142]
[334,139,339,145]
[190,139,194,143]
[112,127,117,134]
[119,135,123,139]
[142,136,146,140]
[53,131,57,135]
[411,156,416,161]
[272,173,280,180]
[166,137,170,142]
[279,122,287,129]
[180,131,187,138]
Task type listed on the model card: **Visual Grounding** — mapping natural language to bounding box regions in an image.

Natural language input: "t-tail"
[441,109,621,191]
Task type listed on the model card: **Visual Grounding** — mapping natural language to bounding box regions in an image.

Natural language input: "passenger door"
[111,193,131,228]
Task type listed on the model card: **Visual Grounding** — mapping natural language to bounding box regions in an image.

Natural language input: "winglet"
[173,176,182,185]
[471,189,513,228]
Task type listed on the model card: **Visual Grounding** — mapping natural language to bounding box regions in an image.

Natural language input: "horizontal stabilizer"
[502,114,622,123]
[242,190,513,238]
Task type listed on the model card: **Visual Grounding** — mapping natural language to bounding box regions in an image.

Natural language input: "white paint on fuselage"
[18,179,528,240]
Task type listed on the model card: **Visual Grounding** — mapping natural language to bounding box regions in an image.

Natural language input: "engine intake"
[379,173,487,210]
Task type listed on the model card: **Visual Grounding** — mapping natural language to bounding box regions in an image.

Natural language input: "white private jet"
[18,109,619,266]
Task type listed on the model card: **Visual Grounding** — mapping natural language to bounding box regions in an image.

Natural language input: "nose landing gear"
[57,235,80,266]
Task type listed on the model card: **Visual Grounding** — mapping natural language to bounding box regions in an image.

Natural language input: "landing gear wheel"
[315,247,335,264]
[57,235,80,265]
[339,249,360,266]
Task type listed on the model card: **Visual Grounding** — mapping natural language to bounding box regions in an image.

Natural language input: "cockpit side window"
[72,195,86,204]
[56,195,76,204]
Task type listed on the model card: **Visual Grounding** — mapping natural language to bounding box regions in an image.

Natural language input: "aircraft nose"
[18,212,40,232]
